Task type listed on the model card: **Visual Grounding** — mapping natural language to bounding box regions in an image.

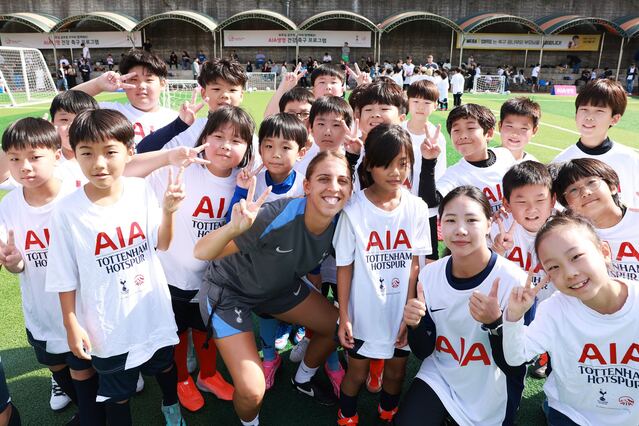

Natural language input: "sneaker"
[64,412,81,426]
[275,324,292,350]
[529,352,549,379]
[161,402,186,426]
[366,360,384,393]
[50,377,72,411]
[378,404,398,423]
[289,336,310,363]
[291,376,336,406]
[196,371,234,401]
[177,376,204,412]
[136,373,145,393]
[294,326,306,344]
[263,354,282,390]
[337,409,359,425]
[324,362,345,397]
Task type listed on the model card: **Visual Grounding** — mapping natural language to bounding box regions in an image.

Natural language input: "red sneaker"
[378,404,398,422]
[337,409,359,425]
[177,376,204,412]
[196,371,234,401]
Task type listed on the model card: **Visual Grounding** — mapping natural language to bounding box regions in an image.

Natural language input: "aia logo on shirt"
[366,229,411,251]
[507,248,542,272]
[133,122,155,140]
[614,242,639,262]
[94,222,146,255]
[24,228,50,250]
[193,197,226,218]
[579,343,639,365]
[483,184,503,205]
[436,336,491,366]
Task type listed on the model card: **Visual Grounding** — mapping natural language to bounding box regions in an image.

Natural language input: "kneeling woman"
[194,151,352,426]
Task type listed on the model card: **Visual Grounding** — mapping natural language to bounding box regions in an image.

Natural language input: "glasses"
[564,178,603,201]
[289,111,310,119]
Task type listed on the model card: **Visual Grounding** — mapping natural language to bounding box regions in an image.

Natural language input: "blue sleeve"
[407,310,437,360]
[224,186,249,224]
[136,117,190,153]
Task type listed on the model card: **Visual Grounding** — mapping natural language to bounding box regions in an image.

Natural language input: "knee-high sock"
[192,329,217,378]
[174,331,189,382]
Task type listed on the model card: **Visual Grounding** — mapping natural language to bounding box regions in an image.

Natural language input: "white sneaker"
[136,373,145,393]
[289,336,310,363]
[187,332,198,374]
[50,376,71,411]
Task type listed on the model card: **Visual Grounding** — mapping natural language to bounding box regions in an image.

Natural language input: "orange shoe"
[366,359,384,393]
[196,371,234,401]
[337,409,359,425]
[378,404,398,423]
[177,376,204,412]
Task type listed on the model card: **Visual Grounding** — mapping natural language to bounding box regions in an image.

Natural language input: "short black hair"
[259,112,307,151]
[575,79,627,117]
[347,82,369,115]
[310,64,345,86]
[69,109,135,151]
[198,58,248,88]
[309,96,353,128]
[357,124,414,189]
[553,158,622,209]
[119,49,168,79]
[500,97,541,127]
[439,185,492,221]
[2,117,60,152]
[446,104,495,135]
[358,79,408,115]
[406,80,439,102]
[279,87,315,112]
[50,91,99,119]
[502,160,553,201]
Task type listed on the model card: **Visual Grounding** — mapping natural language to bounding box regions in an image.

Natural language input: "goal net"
[472,75,506,94]
[0,47,57,107]
[246,72,277,91]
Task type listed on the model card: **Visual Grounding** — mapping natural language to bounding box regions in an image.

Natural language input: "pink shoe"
[325,362,345,397]
[263,354,282,390]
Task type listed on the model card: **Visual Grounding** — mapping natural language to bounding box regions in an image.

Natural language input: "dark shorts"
[0,358,10,412]
[92,345,174,402]
[200,280,311,339]
[532,76,539,84]
[169,285,207,334]
[26,329,93,371]
[347,338,410,360]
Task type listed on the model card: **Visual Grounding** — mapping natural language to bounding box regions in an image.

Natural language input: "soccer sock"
[240,414,259,426]
[73,373,105,425]
[379,389,400,412]
[192,329,217,378]
[339,390,358,418]
[105,400,131,426]
[7,403,21,426]
[369,359,384,379]
[294,360,319,384]
[156,363,179,407]
[258,317,278,362]
[174,331,189,382]
[52,367,78,405]
[305,328,314,339]
[326,351,341,372]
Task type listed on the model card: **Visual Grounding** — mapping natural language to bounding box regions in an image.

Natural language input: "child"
[435,70,449,111]
[554,158,639,283]
[419,104,516,214]
[73,49,178,147]
[146,106,256,412]
[335,124,431,425]
[552,79,639,207]
[0,118,104,425]
[397,186,527,426]
[279,87,315,130]
[495,97,540,162]
[45,109,186,425]
[450,68,465,107]
[504,212,639,425]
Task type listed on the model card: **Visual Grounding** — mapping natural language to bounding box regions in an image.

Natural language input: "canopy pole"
[449,29,454,65]
[596,32,606,69]
[615,37,626,81]
[377,31,382,64]
[538,35,545,67]
[458,33,464,68]
[213,30,217,59]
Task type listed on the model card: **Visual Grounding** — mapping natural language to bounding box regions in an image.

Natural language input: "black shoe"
[291,377,336,406]
[65,412,81,426]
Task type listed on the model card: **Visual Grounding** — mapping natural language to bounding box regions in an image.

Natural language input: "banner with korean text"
[456,33,600,51]
[224,30,371,47]
[0,32,142,49]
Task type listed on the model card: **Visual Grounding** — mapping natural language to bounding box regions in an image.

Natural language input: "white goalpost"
[0,47,58,107]
[472,75,506,94]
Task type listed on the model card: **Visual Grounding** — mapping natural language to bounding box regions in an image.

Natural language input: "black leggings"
[394,378,457,426]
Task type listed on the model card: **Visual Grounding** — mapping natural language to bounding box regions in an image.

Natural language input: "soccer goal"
[246,72,277,91]
[472,75,506,94]
[160,79,201,110]
[0,47,57,107]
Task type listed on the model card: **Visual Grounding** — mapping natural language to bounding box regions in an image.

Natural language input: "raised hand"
[163,166,186,213]
[404,281,426,327]
[236,156,264,189]
[346,62,372,86]
[469,278,502,324]
[341,118,363,155]
[228,176,271,233]
[507,269,549,322]
[167,143,211,168]
[179,89,208,126]
[281,62,306,91]
[338,313,355,349]
[420,124,442,160]
[97,71,137,92]
[0,230,24,272]
[493,217,516,255]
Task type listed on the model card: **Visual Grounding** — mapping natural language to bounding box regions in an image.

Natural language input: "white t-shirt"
[0,182,75,353]
[255,169,305,202]
[392,73,404,87]
[99,102,178,148]
[56,157,87,188]
[450,73,465,94]
[148,166,237,293]
[45,177,178,368]
[493,146,539,164]
[597,208,639,282]
[401,120,447,217]
[294,142,319,178]
[504,280,639,426]
[402,63,415,78]
[532,66,540,78]
[437,148,516,212]
[0,175,19,191]
[416,254,527,426]
[437,77,450,101]
[553,142,639,208]
[334,188,431,358]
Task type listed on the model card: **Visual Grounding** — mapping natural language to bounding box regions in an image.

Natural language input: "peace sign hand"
[346,63,372,86]
[167,143,211,168]
[236,155,264,189]
[469,278,502,324]
[97,71,137,92]
[420,124,442,160]
[179,89,209,126]
[493,216,516,255]
[0,230,24,272]
[404,281,427,327]
[341,119,363,155]
[163,166,186,214]
[228,176,271,234]
[282,62,306,91]
[507,269,549,322]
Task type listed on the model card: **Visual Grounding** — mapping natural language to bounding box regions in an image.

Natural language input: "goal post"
[0,47,57,107]
[472,75,506,94]
[246,72,277,92]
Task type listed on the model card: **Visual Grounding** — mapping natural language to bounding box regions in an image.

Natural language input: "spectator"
[197,50,206,63]
[106,53,114,71]
[81,43,90,64]
[246,61,253,72]
[366,56,374,69]
[142,38,152,52]
[169,51,178,69]
[442,58,452,70]
[263,60,272,72]
[424,54,439,70]
[341,42,350,63]
[255,51,266,69]
[79,59,91,82]
[66,63,77,88]
[322,52,332,63]
[181,51,191,70]
[531,63,540,92]
[626,63,637,94]
[59,56,69,67]
[280,61,288,75]
[402,56,415,89]
[230,50,239,62]
[567,54,582,73]
[514,68,526,84]
[56,65,68,91]
[192,58,201,79]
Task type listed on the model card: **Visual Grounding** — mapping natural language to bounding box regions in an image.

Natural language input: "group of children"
[0,46,637,426]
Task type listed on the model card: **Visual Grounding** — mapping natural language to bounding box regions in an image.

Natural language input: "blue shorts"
[26,329,93,371]
[0,358,10,412]
[92,345,174,402]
